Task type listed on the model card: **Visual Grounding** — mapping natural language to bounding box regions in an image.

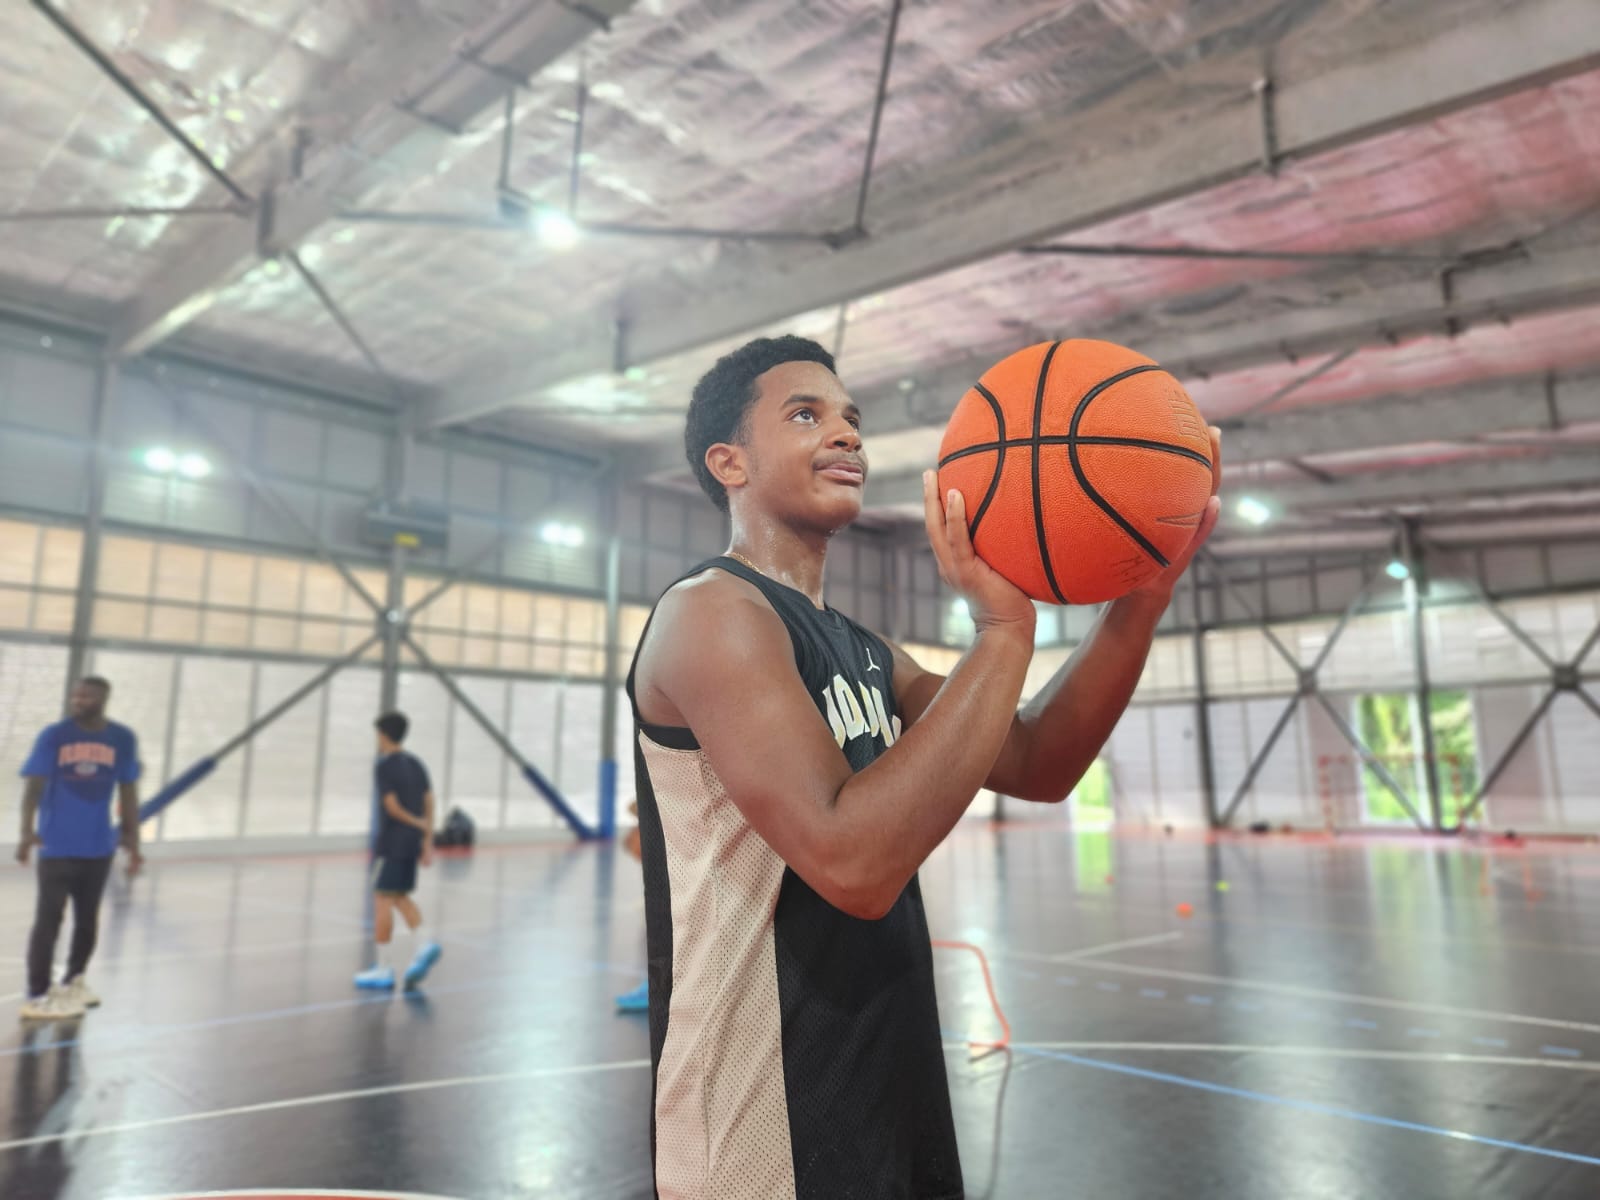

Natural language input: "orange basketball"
[937,339,1213,605]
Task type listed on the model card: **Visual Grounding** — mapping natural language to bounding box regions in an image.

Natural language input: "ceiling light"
[177,452,212,480]
[1385,559,1410,581]
[540,521,585,548]
[142,446,177,473]
[535,207,581,250]
[1236,495,1272,526]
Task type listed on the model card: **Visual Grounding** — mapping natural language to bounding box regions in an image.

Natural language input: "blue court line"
[1345,1018,1379,1031]
[1541,1045,1582,1059]
[1406,1027,1442,1039]
[1095,981,1122,992]
[1186,994,1214,1006]
[1473,1036,1510,1049]
[1231,1000,1264,1012]
[1054,976,1079,987]
[1013,1044,1600,1169]
[1140,988,1167,999]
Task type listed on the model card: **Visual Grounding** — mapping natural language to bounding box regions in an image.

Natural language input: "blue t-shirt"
[21,720,141,858]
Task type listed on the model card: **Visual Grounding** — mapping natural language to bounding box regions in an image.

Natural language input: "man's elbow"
[815,855,903,922]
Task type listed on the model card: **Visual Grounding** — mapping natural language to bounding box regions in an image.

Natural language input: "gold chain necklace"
[725,550,764,576]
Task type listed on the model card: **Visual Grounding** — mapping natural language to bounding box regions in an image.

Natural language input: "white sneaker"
[19,987,87,1022]
[62,976,100,1009]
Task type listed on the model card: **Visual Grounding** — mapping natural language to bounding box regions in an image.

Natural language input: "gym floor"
[3,825,1599,1200]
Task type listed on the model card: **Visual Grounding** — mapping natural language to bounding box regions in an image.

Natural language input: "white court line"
[1052,931,1181,960]
[1016,1042,1600,1073]
[1007,952,1600,1037]
[0,1058,650,1154]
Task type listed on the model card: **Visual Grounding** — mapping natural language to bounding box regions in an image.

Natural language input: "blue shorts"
[371,856,418,896]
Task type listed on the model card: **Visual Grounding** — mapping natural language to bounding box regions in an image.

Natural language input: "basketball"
[936,339,1215,605]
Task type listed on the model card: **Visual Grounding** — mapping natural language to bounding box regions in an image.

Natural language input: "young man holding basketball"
[629,335,1219,1198]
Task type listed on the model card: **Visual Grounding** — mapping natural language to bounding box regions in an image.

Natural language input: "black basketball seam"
[939,434,1212,470]
[967,382,1006,541]
[1067,364,1172,569]
[1031,342,1068,604]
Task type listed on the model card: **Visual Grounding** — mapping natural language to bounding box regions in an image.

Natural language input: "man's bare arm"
[382,791,430,832]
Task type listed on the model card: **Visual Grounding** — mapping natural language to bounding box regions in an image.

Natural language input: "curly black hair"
[685,335,837,512]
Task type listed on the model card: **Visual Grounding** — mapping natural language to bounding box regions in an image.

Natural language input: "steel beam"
[109,0,638,356]
[1309,691,1427,829]
[401,629,597,838]
[1455,688,1557,827]
[1217,695,1301,827]
[1190,570,1219,827]
[64,359,113,703]
[424,0,1600,427]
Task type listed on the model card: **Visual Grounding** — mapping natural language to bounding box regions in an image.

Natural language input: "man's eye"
[847,416,861,430]
[792,409,817,423]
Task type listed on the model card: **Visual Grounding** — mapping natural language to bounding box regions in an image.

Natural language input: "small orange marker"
[1176,902,1194,917]
[1104,874,1115,884]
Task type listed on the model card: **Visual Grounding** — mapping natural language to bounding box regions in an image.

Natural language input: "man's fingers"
[923,471,958,586]
[1208,426,1222,497]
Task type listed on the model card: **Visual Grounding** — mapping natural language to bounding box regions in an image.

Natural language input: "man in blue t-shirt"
[355,711,442,992]
[16,675,142,1022]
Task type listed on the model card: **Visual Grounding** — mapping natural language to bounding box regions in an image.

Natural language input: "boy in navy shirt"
[356,711,442,991]
[16,676,142,1022]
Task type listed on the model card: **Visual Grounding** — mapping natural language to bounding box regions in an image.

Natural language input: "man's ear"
[704,441,748,498]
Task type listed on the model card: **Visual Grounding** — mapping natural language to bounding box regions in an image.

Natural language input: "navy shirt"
[22,720,141,859]
[374,751,431,860]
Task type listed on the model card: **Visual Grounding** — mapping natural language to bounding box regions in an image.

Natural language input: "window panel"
[464,585,500,633]
[162,657,251,840]
[0,520,38,584]
[207,551,256,607]
[153,543,206,602]
[0,589,31,631]
[39,527,81,589]
[148,602,201,644]
[252,615,298,652]
[302,564,351,617]
[243,662,321,836]
[320,666,381,836]
[202,609,253,648]
[254,558,303,611]
[95,599,148,639]
[100,536,154,595]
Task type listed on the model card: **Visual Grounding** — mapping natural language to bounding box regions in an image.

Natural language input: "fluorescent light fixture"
[1385,559,1410,581]
[540,521,585,548]
[1236,495,1272,526]
[535,207,581,250]
[176,452,212,480]
[142,446,177,473]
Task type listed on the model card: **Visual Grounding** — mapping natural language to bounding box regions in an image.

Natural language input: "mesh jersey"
[626,556,963,1200]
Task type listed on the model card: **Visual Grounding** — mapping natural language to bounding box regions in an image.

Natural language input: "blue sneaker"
[615,980,649,1013]
[403,942,442,990]
[354,965,396,991]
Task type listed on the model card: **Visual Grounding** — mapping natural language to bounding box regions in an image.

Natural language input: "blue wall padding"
[521,763,598,840]
[138,757,217,822]
[598,759,618,840]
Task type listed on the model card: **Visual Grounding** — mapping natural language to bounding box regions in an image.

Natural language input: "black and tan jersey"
[627,556,963,1200]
